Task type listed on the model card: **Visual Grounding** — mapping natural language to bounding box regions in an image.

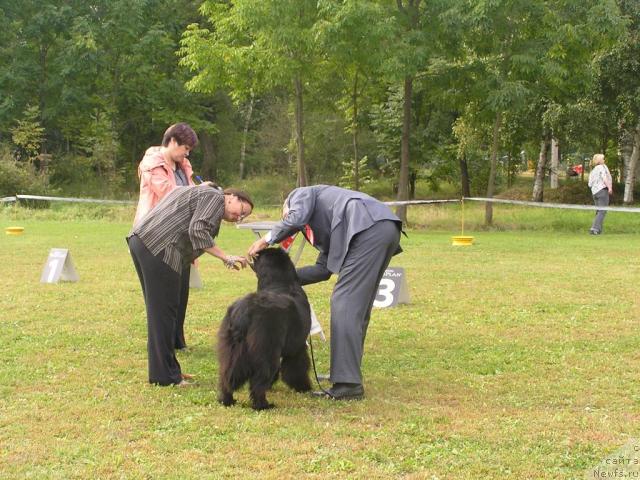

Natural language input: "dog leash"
[308,337,332,396]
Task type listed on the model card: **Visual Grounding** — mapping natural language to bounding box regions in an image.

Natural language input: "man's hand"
[248,237,269,259]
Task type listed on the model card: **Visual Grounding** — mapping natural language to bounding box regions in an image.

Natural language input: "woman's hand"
[223,255,248,270]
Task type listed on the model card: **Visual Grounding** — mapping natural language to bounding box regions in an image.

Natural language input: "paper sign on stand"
[40,248,79,284]
[309,303,325,341]
[373,267,410,308]
[189,266,203,289]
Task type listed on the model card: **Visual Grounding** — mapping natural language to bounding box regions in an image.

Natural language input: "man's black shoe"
[312,383,364,400]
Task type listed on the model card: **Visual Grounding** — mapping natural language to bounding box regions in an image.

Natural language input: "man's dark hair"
[224,188,254,210]
[162,123,199,149]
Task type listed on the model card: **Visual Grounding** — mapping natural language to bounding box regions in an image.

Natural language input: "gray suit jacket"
[267,185,402,276]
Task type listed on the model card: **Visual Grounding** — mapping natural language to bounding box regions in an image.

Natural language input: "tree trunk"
[550,137,559,189]
[352,72,360,191]
[623,123,640,204]
[460,155,471,197]
[38,43,49,168]
[409,170,417,199]
[199,130,217,182]
[532,134,550,202]
[294,76,307,187]
[239,92,254,180]
[485,111,502,225]
[619,124,634,184]
[396,76,412,223]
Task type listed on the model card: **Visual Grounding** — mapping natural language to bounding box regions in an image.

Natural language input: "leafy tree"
[534,0,624,201]
[10,105,45,162]
[385,0,461,222]
[389,0,423,222]
[314,0,392,190]
[592,0,640,203]
[455,0,548,223]
[180,0,323,187]
[0,1,75,148]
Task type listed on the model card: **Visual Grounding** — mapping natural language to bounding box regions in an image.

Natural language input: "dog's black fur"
[217,248,312,410]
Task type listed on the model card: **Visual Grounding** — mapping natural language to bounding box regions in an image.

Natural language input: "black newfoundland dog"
[217,248,312,410]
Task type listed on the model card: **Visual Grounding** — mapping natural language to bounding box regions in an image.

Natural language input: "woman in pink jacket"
[133,123,198,350]
[133,123,197,224]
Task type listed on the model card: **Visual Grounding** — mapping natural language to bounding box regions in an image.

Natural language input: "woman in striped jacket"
[128,183,253,386]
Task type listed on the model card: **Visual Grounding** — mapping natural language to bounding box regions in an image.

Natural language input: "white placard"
[189,265,202,289]
[373,267,410,308]
[309,303,325,340]
[40,248,79,284]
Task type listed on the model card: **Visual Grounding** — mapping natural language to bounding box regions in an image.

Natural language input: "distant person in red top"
[133,123,199,350]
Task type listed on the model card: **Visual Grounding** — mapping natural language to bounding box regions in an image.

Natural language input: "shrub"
[0,143,53,199]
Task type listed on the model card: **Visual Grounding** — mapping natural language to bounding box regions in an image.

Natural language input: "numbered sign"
[189,265,203,289]
[373,267,410,308]
[40,248,79,284]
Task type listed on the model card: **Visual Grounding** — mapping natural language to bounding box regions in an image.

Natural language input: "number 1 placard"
[373,267,410,308]
[40,248,79,284]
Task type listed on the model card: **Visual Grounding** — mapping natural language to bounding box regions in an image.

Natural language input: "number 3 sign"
[374,267,410,308]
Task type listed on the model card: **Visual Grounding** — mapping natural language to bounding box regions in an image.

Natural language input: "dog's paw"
[218,395,237,407]
[252,402,275,411]
[294,382,312,393]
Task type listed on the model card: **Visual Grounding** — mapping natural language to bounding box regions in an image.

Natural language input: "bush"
[49,153,128,199]
[497,177,640,205]
[231,174,296,207]
[0,143,53,199]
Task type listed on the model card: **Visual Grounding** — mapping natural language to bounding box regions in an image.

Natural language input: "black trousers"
[175,264,190,349]
[128,235,183,385]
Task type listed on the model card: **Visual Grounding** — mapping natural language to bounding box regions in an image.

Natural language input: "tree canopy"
[1,0,637,210]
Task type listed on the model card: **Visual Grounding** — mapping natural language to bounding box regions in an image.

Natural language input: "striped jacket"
[130,185,224,273]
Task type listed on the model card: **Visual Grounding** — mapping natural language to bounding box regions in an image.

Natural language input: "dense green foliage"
[0,0,638,205]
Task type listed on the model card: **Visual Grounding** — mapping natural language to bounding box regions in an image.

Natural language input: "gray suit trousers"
[591,188,609,233]
[326,220,400,384]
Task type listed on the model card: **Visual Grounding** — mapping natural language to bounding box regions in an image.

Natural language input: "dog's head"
[251,248,298,285]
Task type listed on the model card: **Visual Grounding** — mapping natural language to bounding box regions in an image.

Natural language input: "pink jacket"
[133,146,195,225]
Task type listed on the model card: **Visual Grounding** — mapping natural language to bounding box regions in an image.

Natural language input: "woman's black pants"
[128,235,182,385]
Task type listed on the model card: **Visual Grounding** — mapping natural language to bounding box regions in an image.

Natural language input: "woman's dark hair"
[162,123,199,149]
[224,188,254,210]
[199,181,222,191]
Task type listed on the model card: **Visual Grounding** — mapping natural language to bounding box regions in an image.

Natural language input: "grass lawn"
[1,204,639,479]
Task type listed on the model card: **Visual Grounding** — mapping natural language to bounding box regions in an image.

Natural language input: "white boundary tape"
[1,193,638,213]
[384,199,459,206]
[1,194,134,205]
[463,197,640,213]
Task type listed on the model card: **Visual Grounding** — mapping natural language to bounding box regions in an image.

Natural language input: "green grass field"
[1,203,639,479]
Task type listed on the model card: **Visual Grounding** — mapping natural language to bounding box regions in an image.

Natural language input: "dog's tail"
[218,305,252,391]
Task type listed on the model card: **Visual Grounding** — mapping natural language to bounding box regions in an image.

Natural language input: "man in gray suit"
[247,185,403,400]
